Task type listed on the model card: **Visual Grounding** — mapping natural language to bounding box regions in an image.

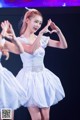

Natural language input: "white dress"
[16,36,65,108]
[0,39,27,110]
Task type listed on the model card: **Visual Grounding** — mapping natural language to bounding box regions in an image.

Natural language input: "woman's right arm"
[22,33,42,54]
[0,34,23,54]
[26,20,52,52]
[1,20,45,54]
[0,21,24,54]
[22,20,52,54]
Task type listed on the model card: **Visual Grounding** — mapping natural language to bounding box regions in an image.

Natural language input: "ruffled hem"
[16,67,65,107]
[0,65,27,110]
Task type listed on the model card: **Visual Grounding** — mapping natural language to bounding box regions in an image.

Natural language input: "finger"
[9,24,12,28]
[48,19,51,22]
[6,35,13,39]
[8,33,13,36]
[7,20,10,24]
[47,19,52,26]
[5,33,13,37]
[4,20,7,25]
[4,20,9,27]
[0,22,3,27]
[47,30,52,33]
[1,22,4,26]
[1,22,5,28]
[4,20,8,24]
[50,30,57,34]
[45,29,51,33]
[50,24,56,30]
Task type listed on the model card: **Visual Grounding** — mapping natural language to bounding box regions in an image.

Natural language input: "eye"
[35,20,38,23]
[39,22,42,25]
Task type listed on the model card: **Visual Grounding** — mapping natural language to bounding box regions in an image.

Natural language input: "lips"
[33,27,38,31]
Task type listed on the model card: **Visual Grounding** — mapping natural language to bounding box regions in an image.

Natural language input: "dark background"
[0,7,80,120]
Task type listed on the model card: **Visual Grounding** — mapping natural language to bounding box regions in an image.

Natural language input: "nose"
[37,23,41,28]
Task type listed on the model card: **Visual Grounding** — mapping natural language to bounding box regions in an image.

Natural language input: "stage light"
[62,2,67,7]
[1,0,80,7]
[0,2,3,7]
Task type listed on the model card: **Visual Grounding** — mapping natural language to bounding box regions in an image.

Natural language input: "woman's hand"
[50,20,61,34]
[39,19,61,35]
[1,20,9,32]
[1,20,10,38]
[1,20,16,40]
[39,19,52,35]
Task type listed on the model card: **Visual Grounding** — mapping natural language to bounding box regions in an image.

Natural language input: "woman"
[0,18,43,111]
[16,9,68,120]
[0,21,28,120]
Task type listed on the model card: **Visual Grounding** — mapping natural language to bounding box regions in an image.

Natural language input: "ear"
[25,18,30,24]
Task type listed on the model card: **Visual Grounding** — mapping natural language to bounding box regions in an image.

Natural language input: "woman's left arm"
[48,21,68,49]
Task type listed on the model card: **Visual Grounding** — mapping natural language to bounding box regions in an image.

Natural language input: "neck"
[23,30,34,38]
[22,30,36,41]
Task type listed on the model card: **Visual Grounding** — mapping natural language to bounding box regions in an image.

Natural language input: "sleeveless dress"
[16,36,65,108]
[0,39,27,110]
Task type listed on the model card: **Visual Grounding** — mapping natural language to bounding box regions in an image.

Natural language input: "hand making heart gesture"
[39,19,60,35]
[1,20,16,40]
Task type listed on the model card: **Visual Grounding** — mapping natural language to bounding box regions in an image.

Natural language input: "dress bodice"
[20,47,45,68]
[19,36,50,68]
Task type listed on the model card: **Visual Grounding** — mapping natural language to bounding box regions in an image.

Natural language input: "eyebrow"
[35,19,42,23]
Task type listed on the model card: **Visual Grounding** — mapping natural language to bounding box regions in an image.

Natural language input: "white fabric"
[18,36,30,44]
[0,38,5,46]
[16,35,65,108]
[0,52,27,110]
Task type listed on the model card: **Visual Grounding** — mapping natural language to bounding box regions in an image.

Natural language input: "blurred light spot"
[0,3,3,8]
[62,3,67,7]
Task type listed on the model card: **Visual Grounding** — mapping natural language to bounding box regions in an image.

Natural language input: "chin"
[33,30,37,33]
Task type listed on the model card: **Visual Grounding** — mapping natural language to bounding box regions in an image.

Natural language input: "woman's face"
[27,15,43,33]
